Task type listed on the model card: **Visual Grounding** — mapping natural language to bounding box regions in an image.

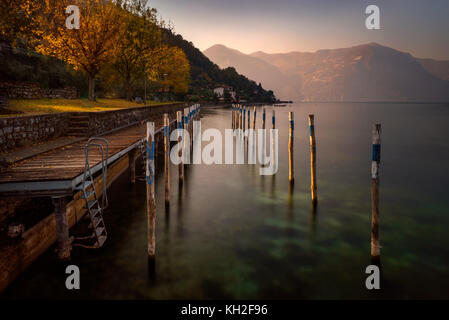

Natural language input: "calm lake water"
[3,103,449,299]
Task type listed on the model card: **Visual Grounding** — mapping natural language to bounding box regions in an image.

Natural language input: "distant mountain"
[163,35,275,102]
[204,43,449,102]
[417,58,449,81]
[204,45,301,100]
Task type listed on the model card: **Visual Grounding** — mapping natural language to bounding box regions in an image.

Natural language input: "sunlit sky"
[149,0,449,60]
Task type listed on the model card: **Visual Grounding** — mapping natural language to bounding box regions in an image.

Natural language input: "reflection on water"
[3,103,449,299]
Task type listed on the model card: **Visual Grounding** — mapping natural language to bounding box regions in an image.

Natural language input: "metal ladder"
[73,138,109,249]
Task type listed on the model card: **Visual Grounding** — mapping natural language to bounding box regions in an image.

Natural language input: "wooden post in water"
[243,106,246,131]
[308,115,318,205]
[289,112,294,184]
[262,108,266,130]
[164,114,170,205]
[238,105,241,129]
[253,107,256,129]
[238,105,240,129]
[234,105,237,129]
[271,110,276,174]
[129,148,136,184]
[184,108,189,164]
[52,196,71,260]
[177,111,184,183]
[189,107,193,143]
[371,124,381,263]
[146,122,156,258]
[247,108,250,130]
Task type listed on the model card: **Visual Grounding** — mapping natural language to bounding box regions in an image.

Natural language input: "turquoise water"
[3,103,449,299]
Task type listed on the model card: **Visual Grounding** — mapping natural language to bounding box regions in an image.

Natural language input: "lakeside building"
[213,85,237,102]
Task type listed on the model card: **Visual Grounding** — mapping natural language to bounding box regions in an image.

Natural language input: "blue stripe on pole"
[164,126,169,137]
[372,144,381,162]
[263,113,266,120]
[178,122,182,129]
[184,116,188,123]
[146,140,155,160]
[290,120,294,130]
[309,125,314,136]
[272,116,275,125]
[145,140,155,185]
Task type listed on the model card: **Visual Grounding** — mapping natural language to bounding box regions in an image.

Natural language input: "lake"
[2,102,449,299]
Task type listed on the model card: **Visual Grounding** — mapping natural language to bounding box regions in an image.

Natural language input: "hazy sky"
[149,0,449,60]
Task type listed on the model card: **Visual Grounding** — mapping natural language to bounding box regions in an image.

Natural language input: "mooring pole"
[164,114,170,205]
[177,111,184,183]
[289,112,294,184]
[52,196,71,260]
[253,107,256,129]
[239,105,241,129]
[146,122,156,258]
[190,106,194,146]
[247,108,251,130]
[243,106,246,131]
[239,105,242,129]
[262,108,266,130]
[308,115,318,205]
[231,105,234,129]
[234,105,237,130]
[271,110,276,174]
[371,124,381,263]
[184,108,189,164]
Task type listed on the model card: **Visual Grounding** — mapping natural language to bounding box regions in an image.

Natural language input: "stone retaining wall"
[0,81,78,99]
[0,103,187,153]
[0,95,8,108]
[0,113,71,152]
[41,87,78,99]
[84,103,186,136]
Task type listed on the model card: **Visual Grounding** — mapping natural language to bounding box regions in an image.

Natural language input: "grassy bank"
[4,99,179,116]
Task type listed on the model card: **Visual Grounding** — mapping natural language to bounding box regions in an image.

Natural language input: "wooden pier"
[0,107,184,291]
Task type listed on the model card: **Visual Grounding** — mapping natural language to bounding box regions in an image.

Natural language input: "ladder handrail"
[84,138,109,210]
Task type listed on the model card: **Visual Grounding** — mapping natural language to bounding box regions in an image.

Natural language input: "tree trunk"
[125,74,132,101]
[88,74,96,101]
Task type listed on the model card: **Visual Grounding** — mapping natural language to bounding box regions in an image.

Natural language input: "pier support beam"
[52,196,71,260]
[129,148,136,184]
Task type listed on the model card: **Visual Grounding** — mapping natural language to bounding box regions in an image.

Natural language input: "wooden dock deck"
[0,119,166,197]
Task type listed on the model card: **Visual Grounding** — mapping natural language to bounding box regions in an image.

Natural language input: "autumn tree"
[0,0,43,46]
[145,45,190,98]
[113,0,162,100]
[35,0,124,100]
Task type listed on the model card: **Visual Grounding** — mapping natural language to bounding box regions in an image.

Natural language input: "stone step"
[69,120,89,125]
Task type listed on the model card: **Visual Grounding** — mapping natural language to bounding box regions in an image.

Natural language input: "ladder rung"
[92,216,102,227]
[81,189,95,200]
[96,235,107,248]
[85,200,97,209]
[76,180,93,190]
[91,208,102,217]
[95,227,105,237]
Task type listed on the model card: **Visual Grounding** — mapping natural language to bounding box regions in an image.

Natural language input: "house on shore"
[213,85,237,102]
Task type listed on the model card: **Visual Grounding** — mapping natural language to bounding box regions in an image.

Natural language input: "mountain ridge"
[204,43,449,102]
